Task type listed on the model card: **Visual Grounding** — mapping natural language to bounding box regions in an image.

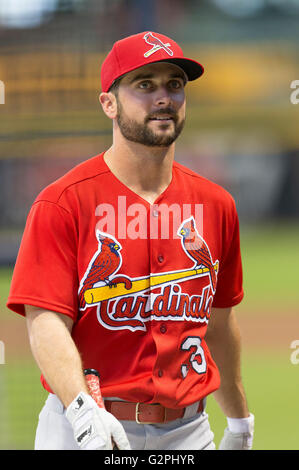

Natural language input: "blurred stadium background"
[0,0,298,450]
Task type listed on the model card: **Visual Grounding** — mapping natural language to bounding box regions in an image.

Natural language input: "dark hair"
[108,76,123,95]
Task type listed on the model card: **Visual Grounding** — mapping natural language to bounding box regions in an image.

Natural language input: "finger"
[111,423,131,450]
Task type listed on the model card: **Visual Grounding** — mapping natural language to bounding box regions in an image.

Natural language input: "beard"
[116,99,185,147]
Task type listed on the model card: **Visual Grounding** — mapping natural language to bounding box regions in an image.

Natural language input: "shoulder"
[173,160,236,209]
[34,153,108,205]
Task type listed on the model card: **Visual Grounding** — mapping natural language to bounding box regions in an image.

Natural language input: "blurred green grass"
[0,360,47,449]
[239,222,299,313]
[0,222,298,449]
[0,267,13,317]
[206,352,299,450]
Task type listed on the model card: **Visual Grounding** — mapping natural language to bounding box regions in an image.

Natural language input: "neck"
[104,134,175,204]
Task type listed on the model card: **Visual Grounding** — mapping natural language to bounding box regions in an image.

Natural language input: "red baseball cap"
[101,31,204,92]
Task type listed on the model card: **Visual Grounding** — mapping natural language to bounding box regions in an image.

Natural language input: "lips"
[147,107,177,122]
[149,116,173,121]
[148,114,176,122]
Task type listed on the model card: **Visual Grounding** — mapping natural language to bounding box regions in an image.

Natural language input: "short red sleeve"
[7,201,79,320]
[212,202,244,308]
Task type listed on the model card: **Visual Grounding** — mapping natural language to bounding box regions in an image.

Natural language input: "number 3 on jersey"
[180,336,207,378]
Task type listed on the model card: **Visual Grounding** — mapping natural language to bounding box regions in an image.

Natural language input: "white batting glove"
[219,413,254,450]
[65,392,131,450]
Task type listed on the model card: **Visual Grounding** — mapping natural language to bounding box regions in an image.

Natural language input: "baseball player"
[7,31,254,451]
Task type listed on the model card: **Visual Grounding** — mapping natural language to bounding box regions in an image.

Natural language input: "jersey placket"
[148,203,169,394]
[149,204,162,311]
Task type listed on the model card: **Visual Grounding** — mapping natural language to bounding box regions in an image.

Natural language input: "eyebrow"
[129,72,187,84]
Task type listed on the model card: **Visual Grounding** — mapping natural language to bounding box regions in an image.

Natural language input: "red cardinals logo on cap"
[143,32,174,58]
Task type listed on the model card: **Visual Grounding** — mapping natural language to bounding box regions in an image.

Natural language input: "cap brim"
[156,58,204,81]
[106,57,204,91]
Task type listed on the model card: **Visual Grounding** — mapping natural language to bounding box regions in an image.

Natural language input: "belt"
[104,400,204,424]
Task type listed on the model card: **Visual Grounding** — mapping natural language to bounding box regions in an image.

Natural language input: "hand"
[219,414,254,450]
[219,428,253,450]
[66,392,131,450]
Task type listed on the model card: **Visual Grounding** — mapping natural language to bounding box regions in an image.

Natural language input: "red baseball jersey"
[7,152,244,408]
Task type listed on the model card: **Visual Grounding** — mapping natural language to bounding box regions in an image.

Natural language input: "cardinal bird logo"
[178,217,218,294]
[143,32,173,58]
[79,220,219,330]
[78,230,132,310]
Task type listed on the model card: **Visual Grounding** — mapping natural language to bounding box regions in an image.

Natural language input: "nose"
[154,86,172,107]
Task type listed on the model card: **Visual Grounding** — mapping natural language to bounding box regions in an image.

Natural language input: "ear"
[99,92,118,120]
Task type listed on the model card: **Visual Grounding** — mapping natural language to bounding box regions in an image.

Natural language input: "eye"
[169,79,184,90]
[138,80,153,90]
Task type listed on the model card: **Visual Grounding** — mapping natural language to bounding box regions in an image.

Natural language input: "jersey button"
[158,255,164,263]
[160,323,167,334]
[152,209,159,217]
[158,369,163,377]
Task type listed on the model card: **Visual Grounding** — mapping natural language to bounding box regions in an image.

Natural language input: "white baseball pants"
[34,394,216,450]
